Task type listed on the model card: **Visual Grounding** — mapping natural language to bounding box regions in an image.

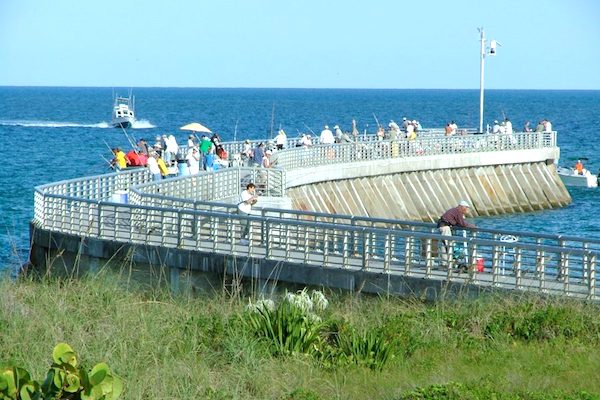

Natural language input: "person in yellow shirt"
[157,154,169,177]
[111,148,128,170]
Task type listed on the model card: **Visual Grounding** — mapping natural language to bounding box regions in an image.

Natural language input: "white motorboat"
[111,93,135,128]
[557,166,598,188]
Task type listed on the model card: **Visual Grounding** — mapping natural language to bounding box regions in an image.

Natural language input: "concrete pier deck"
[30,131,599,301]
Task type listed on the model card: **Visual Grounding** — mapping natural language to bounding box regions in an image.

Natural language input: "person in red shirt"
[126,150,142,166]
[437,201,476,269]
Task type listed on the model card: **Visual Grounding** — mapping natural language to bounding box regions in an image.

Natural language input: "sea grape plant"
[0,343,123,400]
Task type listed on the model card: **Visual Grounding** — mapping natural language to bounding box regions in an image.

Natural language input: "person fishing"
[237,182,258,245]
[437,200,476,269]
[575,160,584,175]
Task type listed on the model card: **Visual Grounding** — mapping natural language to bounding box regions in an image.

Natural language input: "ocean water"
[0,87,599,272]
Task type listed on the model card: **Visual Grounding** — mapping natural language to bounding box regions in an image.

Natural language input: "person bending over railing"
[437,200,476,270]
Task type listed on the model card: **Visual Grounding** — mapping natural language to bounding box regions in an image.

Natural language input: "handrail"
[32,129,600,300]
[32,192,599,299]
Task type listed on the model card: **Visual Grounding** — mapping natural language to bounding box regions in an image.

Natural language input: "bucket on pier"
[110,190,128,204]
[178,161,190,176]
[476,257,485,273]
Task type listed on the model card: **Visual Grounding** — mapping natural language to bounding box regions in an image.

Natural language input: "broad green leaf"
[52,343,77,366]
[89,363,109,386]
[64,372,81,393]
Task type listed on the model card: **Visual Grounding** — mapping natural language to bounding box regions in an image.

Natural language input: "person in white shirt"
[544,119,552,132]
[319,125,335,144]
[406,122,416,139]
[275,129,287,150]
[504,118,513,134]
[187,147,201,175]
[147,152,162,181]
[450,121,458,135]
[492,120,501,134]
[165,135,179,166]
[389,120,400,132]
[333,125,343,143]
[238,182,258,243]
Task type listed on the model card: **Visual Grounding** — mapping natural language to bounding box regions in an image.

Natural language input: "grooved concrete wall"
[287,162,571,222]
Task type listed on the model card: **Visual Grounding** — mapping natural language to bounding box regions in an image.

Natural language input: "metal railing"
[272,131,556,170]
[131,167,285,204]
[32,129,595,299]
[32,194,598,299]
[180,131,556,170]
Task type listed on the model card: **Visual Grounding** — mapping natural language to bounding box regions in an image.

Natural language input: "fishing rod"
[102,139,114,153]
[303,123,316,136]
[372,113,381,129]
[233,119,239,142]
[269,103,275,139]
[120,125,137,149]
[101,155,114,170]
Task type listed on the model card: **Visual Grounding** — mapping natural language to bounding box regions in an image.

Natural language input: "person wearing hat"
[187,134,198,148]
[319,125,334,144]
[492,120,501,134]
[437,201,476,269]
[237,182,258,245]
[333,125,343,143]
[262,149,274,168]
[575,159,584,175]
[147,151,162,182]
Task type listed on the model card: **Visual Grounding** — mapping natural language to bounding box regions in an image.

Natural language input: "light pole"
[478,27,500,133]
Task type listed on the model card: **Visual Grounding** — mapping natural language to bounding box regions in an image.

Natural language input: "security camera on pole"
[478,28,501,133]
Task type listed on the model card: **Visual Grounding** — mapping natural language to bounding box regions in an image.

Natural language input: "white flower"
[284,289,314,313]
[256,298,275,313]
[311,290,328,312]
[246,298,275,313]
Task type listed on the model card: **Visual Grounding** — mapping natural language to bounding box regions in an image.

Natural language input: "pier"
[29,131,599,301]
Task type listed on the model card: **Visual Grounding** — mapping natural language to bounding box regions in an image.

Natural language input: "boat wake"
[0,119,156,129]
[0,120,111,128]
[130,119,155,129]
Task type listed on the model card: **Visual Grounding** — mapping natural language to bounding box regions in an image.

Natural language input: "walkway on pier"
[30,131,598,300]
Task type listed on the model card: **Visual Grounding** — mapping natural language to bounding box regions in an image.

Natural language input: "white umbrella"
[180,122,212,134]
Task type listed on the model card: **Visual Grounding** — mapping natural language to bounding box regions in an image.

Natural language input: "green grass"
[1,274,600,399]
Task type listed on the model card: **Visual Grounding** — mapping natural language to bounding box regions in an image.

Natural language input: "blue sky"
[1,0,599,89]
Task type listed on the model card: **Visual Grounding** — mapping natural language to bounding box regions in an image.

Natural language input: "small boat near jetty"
[557,166,598,188]
[111,92,135,128]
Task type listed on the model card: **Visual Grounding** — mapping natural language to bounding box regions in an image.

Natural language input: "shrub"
[244,290,327,356]
[0,343,122,400]
[283,388,322,400]
[397,382,600,400]
[333,326,393,371]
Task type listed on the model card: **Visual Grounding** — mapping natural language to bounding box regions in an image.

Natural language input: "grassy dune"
[1,274,600,399]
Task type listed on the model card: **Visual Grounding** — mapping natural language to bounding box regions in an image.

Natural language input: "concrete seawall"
[287,161,571,221]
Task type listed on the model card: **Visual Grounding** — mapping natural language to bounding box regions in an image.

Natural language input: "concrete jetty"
[30,131,599,301]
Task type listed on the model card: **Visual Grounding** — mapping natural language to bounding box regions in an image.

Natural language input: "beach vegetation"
[1,274,600,399]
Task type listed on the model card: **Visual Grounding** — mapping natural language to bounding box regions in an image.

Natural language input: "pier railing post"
[587,254,596,300]
[362,228,370,271]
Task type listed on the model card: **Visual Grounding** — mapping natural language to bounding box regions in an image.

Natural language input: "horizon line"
[1,85,599,91]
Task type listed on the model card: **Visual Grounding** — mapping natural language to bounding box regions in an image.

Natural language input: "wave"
[0,119,156,129]
[131,119,156,129]
[0,120,111,128]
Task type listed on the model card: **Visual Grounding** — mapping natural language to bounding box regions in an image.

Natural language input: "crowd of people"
[490,118,553,134]
[110,117,555,180]
[110,130,284,179]
[110,132,232,180]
